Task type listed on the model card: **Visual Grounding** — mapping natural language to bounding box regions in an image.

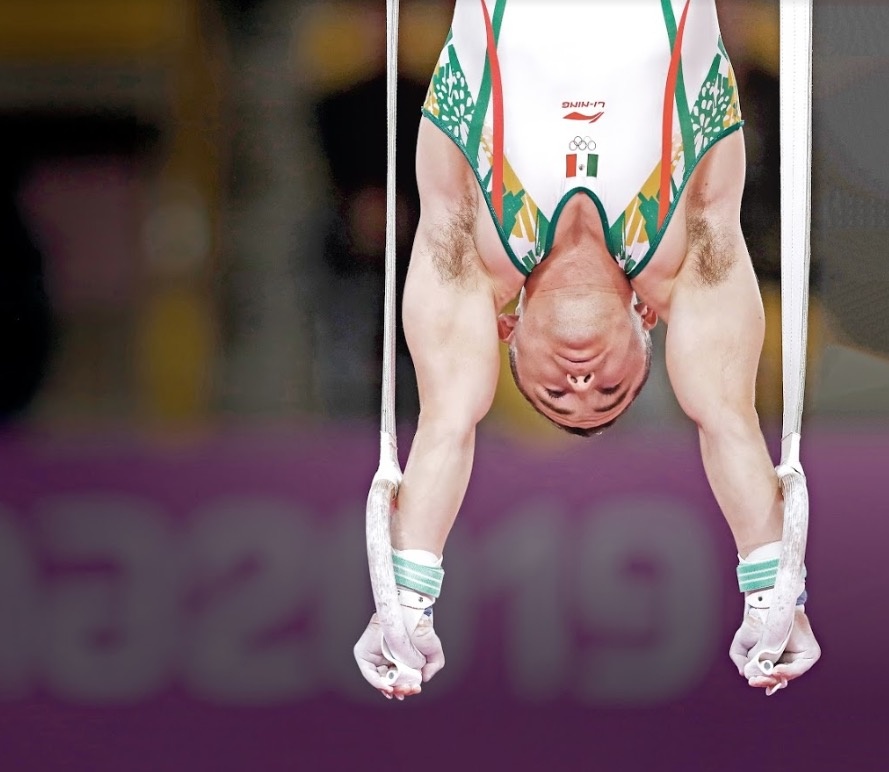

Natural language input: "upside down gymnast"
[355,0,820,699]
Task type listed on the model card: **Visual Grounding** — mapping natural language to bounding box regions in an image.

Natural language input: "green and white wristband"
[392,549,444,599]
[390,549,442,631]
[736,542,807,607]
[737,557,782,593]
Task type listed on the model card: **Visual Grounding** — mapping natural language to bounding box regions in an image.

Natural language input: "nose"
[566,371,594,392]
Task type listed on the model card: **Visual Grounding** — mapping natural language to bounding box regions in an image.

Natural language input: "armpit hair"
[430,194,478,286]
[686,212,735,287]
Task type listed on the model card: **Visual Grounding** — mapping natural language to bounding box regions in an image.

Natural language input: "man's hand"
[729,606,821,695]
[354,612,445,700]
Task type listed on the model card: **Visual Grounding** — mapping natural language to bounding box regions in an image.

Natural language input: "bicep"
[402,222,501,428]
[665,259,765,428]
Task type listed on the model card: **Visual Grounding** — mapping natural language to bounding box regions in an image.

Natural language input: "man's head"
[498,287,657,435]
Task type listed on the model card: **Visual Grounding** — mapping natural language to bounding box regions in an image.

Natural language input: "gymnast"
[355,0,819,699]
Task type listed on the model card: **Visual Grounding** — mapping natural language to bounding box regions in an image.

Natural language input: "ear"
[497,313,519,342]
[634,302,658,331]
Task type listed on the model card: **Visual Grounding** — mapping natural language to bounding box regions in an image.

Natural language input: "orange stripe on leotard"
[659,0,691,228]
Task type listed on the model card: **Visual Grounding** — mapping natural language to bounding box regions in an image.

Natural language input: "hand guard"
[729,603,821,695]
[731,542,820,695]
[354,599,445,700]
[355,548,445,700]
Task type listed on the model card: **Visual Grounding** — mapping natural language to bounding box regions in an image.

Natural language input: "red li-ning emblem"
[562,101,606,123]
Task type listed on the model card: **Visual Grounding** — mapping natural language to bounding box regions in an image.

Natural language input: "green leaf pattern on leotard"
[690,54,736,153]
[520,252,536,272]
[423,28,741,279]
[425,46,477,146]
[612,40,741,277]
[425,38,548,272]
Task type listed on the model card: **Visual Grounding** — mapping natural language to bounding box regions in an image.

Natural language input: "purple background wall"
[0,424,886,771]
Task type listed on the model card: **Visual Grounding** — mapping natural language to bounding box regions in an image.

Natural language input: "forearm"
[391,414,477,556]
[697,412,783,558]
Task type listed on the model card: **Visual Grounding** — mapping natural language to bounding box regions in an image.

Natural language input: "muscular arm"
[392,124,502,556]
[664,133,782,558]
[663,132,819,691]
[666,227,782,556]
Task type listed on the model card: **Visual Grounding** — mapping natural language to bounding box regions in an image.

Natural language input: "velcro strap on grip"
[737,557,780,592]
[737,558,807,593]
[392,551,444,598]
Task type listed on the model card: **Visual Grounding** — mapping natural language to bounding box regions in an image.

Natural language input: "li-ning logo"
[563,100,605,123]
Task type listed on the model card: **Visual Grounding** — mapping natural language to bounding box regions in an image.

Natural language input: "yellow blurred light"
[0,0,189,60]
[137,287,215,421]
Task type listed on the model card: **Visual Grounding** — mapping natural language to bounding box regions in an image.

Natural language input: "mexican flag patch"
[566,153,598,178]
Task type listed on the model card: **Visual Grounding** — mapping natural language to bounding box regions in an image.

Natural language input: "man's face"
[501,295,653,431]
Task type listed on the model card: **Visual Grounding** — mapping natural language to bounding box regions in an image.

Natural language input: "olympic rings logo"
[569,136,597,151]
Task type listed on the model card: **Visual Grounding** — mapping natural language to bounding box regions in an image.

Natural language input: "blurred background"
[1,0,888,770]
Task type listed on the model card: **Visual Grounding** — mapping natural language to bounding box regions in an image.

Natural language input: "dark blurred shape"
[3,111,159,160]
[736,65,781,282]
[0,153,52,420]
[0,111,161,423]
[213,0,270,40]
[312,69,428,419]
[813,60,889,358]
[315,73,425,277]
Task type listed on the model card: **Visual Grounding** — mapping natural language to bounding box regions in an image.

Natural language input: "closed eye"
[546,389,566,399]
[598,384,622,396]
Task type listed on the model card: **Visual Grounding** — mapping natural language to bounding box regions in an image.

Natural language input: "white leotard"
[422,0,743,277]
